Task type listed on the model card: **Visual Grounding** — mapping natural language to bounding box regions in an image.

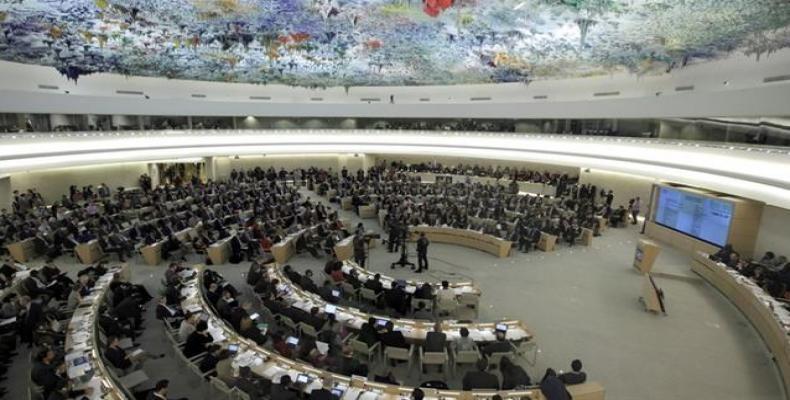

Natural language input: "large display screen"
[654,187,734,247]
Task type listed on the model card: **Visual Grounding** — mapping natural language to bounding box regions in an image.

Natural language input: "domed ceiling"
[0,0,789,87]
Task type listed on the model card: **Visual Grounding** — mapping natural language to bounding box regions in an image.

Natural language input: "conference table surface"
[183,265,605,400]
[340,260,481,297]
[267,263,529,343]
[65,265,129,400]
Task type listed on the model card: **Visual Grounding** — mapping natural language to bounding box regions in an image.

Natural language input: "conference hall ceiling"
[0,0,789,87]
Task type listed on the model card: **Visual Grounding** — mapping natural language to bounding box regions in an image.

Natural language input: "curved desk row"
[65,265,131,400]
[185,266,605,400]
[691,252,790,394]
[408,226,512,259]
[267,263,527,343]
[340,260,481,299]
[407,173,557,197]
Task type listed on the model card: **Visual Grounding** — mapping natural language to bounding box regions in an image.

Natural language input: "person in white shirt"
[178,312,198,341]
[435,280,458,316]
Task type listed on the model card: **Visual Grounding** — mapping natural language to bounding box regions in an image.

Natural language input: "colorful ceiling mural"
[0,1,789,87]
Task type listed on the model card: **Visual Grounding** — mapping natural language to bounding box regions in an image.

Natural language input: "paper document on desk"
[358,391,380,400]
[67,363,91,379]
[0,317,15,327]
[316,341,329,355]
[260,364,287,380]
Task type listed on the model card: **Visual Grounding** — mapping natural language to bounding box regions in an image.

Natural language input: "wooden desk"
[409,226,512,258]
[327,189,337,199]
[271,229,307,264]
[692,252,790,394]
[6,238,38,263]
[141,242,163,266]
[75,240,104,264]
[537,232,557,252]
[359,204,377,219]
[596,216,608,232]
[185,265,604,400]
[580,228,593,246]
[208,236,233,265]
[341,197,353,211]
[334,235,355,261]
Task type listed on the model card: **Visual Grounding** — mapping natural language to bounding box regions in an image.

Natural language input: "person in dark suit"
[414,283,433,300]
[381,321,409,358]
[385,283,409,315]
[462,359,500,390]
[270,375,298,400]
[357,317,380,346]
[113,295,143,329]
[309,387,333,400]
[540,368,571,400]
[415,232,430,273]
[481,331,511,356]
[105,336,133,370]
[423,322,447,373]
[233,366,267,400]
[239,316,267,345]
[559,359,587,385]
[18,295,44,345]
[364,274,384,294]
[31,349,65,398]
[184,320,213,358]
[353,235,367,269]
[300,270,319,293]
[500,356,531,389]
[146,379,184,400]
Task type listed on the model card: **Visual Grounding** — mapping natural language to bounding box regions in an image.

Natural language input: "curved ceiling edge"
[0,132,788,209]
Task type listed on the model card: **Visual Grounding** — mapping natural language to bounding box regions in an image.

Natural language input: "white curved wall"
[0,130,788,209]
[1,49,790,118]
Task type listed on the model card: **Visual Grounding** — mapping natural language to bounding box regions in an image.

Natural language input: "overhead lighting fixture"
[513,2,526,10]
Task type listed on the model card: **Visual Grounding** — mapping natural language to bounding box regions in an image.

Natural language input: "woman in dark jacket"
[500,356,531,390]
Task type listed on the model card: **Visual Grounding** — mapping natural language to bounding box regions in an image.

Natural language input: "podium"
[6,238,38,263]
[634,239,661,274]
[537,232,557,252]
[141,242,163,266]
[75,240,104,264]
[341,197,353,211]
[580,228,593,246]
[359,205,377,219]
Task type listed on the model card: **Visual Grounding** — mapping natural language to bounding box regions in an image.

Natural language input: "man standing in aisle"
[631,197,641,225]
[415,232,430,273]
[353,235,367,269]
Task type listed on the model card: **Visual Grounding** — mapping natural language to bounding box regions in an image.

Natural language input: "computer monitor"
[296,374,310,384]
[228,344,239,353]
[495,323,508,332]
[375,319,388,328]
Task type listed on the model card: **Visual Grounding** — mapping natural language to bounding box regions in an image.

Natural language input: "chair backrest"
[281,315,296,329]
[422,350,447,364]
[210,376,234,395]
[350,338,373,354]
[340,282,356,295]
[455,350,480,364]
[412,297,433,312]
[299,322,318,338]
[458,293,478,307]
[360,287,378,301]
[386,346,410,360]
[234,388,252,400]
[486,351,511,367]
